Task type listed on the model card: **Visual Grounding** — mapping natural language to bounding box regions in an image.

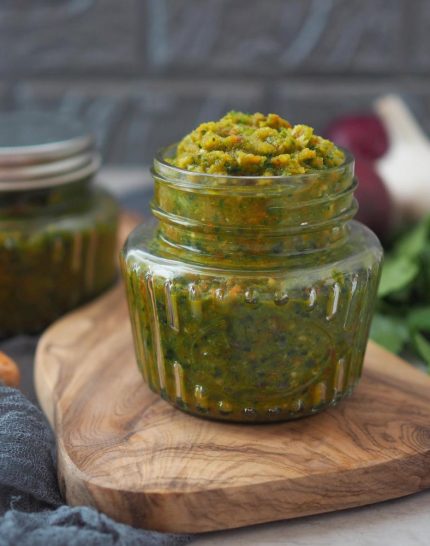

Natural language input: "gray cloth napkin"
[0,385,191,546]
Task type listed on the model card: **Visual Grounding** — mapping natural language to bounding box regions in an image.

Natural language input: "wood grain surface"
[34,216,430,533]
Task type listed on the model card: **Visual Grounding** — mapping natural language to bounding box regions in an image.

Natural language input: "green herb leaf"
[377,256,419,298]
[412,331,430,370]
[374,215,430,370]
[407,307,430,331]
[407,307,430,371]
[370,313,409,353]
[395,217,429,258]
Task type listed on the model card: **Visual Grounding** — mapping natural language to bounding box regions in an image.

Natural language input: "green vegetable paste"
[0,182,119,336]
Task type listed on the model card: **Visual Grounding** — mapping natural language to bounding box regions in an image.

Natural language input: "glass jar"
[0,112,119,336]
[121,145,383,423]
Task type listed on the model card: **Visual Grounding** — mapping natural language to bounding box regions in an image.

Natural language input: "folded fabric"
[0,385,191,546]
[0,507,191,546]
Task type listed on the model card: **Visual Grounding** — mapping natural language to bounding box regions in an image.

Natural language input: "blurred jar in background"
[0,112,119,337]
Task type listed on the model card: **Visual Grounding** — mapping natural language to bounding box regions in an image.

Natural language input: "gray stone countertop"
[192,492,430,546]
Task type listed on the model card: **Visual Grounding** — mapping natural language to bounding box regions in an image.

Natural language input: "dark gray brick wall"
[144,0,406,75]
[0,0,141,77]
[1,0,429,164]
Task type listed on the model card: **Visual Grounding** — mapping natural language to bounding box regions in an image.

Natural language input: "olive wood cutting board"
[35,215,430,533]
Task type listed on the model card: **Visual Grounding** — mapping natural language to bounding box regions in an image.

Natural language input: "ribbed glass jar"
[121,146,383,423]
[0,112,119,336]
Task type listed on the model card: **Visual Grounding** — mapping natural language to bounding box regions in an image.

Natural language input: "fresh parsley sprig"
[371,215,430,371]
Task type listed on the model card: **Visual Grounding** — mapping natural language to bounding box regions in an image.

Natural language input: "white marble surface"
[192,491,430,546]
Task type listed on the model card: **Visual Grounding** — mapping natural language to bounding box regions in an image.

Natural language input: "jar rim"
[153,144,354,188]
[0,151,94,182]
[0,134,93,164]
[0,153,100,192]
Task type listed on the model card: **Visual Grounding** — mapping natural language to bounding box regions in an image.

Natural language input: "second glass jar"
[0,112,119,336]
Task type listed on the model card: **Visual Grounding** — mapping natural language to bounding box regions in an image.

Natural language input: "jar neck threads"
[151,146,357,266]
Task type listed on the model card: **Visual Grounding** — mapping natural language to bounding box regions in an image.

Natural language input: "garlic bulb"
[374,95,430,221]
